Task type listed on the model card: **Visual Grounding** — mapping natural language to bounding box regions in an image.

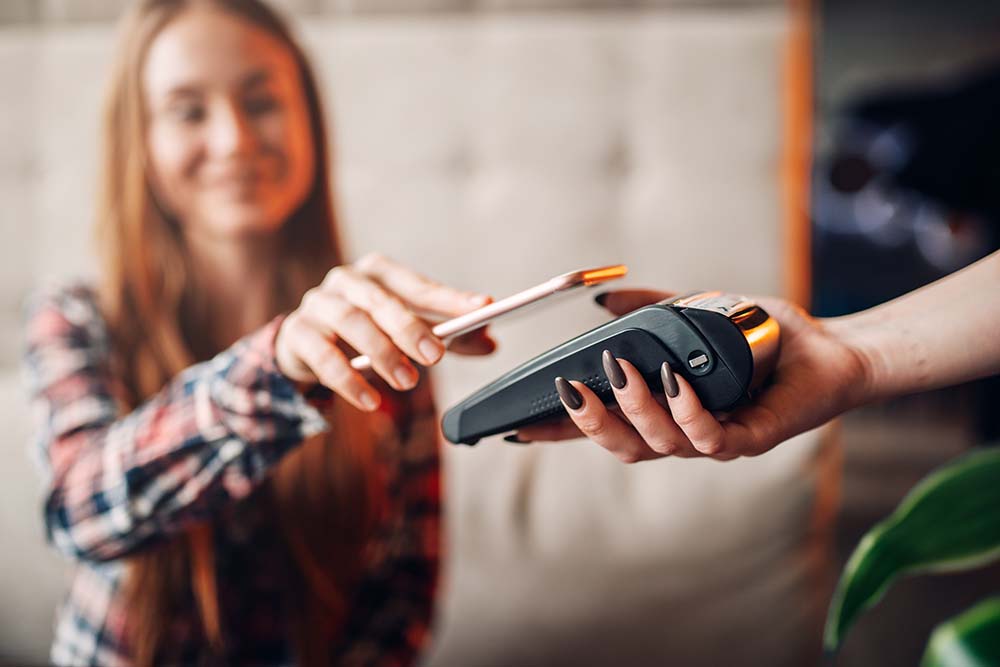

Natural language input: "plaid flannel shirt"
[23,283,441,666]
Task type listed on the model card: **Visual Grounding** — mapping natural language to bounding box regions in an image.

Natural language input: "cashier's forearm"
[825,250,1000,404]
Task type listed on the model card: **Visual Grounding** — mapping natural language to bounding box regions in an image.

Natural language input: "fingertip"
[554,376,584,411]
[516,417,581,442]
[470,325,498,352]
[660,362,679,399]
[594,289,673,316]
[469,293,492,307]
[616,357,645,382]
[418,336,445,365]
[695,440,725,457]
[568,379,601,403]
[602,350,627,390]
[357,388,381,412]
[390,363,419,391]
[447,327,498,356]
[326,373,380,412]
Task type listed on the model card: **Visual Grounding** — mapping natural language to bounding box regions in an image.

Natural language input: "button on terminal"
[687,351,711,372]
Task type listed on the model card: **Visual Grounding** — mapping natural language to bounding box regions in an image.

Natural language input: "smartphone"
[349,264,628,371]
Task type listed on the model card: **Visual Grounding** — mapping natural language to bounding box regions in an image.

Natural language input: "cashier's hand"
[513,289,871,462]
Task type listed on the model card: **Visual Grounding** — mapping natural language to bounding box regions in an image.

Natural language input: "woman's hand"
[275,253,495,411]
[514,289,873,462]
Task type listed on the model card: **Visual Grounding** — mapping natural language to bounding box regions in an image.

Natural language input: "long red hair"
[95,1,385,663]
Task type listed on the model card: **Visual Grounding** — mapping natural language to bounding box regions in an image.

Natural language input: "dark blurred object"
[844,64,1000,225]
[813,60,1000,443]
[815,5,1000,667]
[814,62,1000,313]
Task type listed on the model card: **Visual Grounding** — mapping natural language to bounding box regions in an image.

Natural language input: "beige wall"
[0,0,781,23]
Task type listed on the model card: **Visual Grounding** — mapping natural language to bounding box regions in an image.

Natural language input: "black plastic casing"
[441,296,779,446]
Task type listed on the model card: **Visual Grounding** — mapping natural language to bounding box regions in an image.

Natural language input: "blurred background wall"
[811,2,1000,664]
[1,3,803,666]
[1,0,999,666]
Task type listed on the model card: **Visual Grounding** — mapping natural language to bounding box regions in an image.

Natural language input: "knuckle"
[324,265,350,286]
[283,310,305,334]
[356,252,387,272]
[648,439,677,456]
[697,436,725,456]
[576,415,607,438]
[409,280,438,301]
[367,335,402,365]
[368,287,401,314]
[316,354,351,387]
[300,288,321,312]
[616,393,647,416]
[673,409,702,430]
[397,314,428,341]
[615,449,643,465]
[336,303,366,326]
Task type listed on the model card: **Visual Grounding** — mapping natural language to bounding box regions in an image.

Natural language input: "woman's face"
[143,5,315,240]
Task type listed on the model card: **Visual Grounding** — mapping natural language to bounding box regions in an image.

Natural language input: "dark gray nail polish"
[661,362,679,398]
[554,376,583,410]
[503,434,529,444]
[602,349,627,389]
[593,292,610,307]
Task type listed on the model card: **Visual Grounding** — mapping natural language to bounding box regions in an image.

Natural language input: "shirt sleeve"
[23,284,331,562]
[332,387,442,667]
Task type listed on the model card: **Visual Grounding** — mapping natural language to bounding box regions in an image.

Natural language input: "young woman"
[24,1,495,664]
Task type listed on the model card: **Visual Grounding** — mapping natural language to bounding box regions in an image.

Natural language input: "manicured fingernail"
[602,349,626,389]
[554,377,583,411]
[470,294,491,306]
[359,390,380,411]
[419,337,443,364]
[661,362,679,398]
[593,292,609,307]
[503,434,530,444]
[394,365,417,389]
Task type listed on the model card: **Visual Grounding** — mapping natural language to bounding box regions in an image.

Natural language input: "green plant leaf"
[824,447,1000,652]
[921,596,1000,667]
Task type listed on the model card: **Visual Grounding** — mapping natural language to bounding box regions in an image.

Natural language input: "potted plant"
[824,447,1000,665]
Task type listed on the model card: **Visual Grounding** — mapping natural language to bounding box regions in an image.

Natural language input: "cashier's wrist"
[821,310,922,408]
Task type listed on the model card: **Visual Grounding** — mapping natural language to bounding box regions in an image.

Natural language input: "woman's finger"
[323,266,445,366]
[509,416,584,443]
[594,289,675,316]
[508,405,635,444]
[283,315,381,412]
[446,326,498,356]
[603,353,701,457]
[720,377,802,458]
[300,288,419,392]
[660,363,730,458]
[553,377,661,464]
[353,253,490,318]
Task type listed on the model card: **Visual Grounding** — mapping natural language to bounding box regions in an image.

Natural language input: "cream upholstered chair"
[316,13,836,666]
[0,7,837,666]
